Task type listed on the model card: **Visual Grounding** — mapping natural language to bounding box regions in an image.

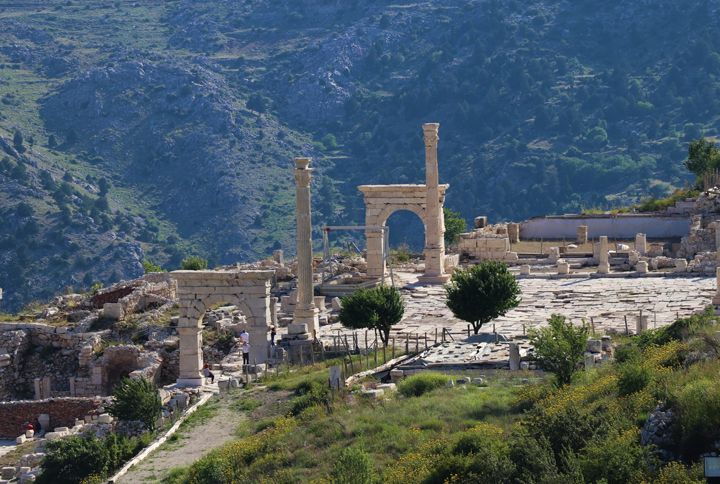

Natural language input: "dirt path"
[118,397,249,483]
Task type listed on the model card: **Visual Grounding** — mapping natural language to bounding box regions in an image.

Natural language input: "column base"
[597,263,610,274]
[293,306,319,334]
[176,377,204,388]
[417,274,451,285]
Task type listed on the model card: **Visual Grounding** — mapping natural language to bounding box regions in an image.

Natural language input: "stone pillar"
[269,297,278,326]
[636,314,649,334]
[474,216,488,229]
[177,326,203,386]
[675,258,688,272]
[419,123,450,284]
[635,233,647,255]
[520,265,531,275]
[548,247,560,264]
[292,157,319,334]
[508,343,520,370]
[507,223,520,244]
[272,250,284,266]
[597,236,610,274]
[577,225,588,245]
[557,260,570,275]
[636,260,648,273]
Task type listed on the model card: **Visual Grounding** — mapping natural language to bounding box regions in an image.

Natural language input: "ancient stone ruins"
[2,123,720,480]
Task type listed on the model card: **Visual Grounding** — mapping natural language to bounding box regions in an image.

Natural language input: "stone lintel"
[171,270,274,282]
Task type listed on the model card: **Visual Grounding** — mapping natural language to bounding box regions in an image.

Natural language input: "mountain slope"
[1,0,720,311]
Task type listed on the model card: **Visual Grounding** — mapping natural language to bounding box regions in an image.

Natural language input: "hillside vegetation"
[2,0,720,310]
[165,310,720,483]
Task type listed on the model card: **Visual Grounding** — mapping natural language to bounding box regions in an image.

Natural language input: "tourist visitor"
[202,363,214,384]
[239,329,250,344]
[270,326,276,346]
[242,341,250,365]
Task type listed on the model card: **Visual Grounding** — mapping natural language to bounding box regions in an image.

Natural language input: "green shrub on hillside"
[108,377,162,431]
[181,256,208,270]
[672,378,720,459]
[617,362,652,396]
[290,379,331,416]
[529,314,588,385]
[331,447,375,484]
[397,372,449,397]
[38,434,149,484]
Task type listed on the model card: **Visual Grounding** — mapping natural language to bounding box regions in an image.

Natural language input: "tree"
[445,261,520,334]
[529,314,588,386]
[444,207,467,245]
[13,130,25,153]
[247,93,267,113]
[339,285,404,345]
[181,255,208,270]
[107,377,162,431]
[142,260,163,273]
[684,138,720,178]
[331,447,375,484]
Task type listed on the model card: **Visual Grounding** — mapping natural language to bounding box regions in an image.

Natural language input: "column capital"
[423,123,439,146]
[294,157,312,169]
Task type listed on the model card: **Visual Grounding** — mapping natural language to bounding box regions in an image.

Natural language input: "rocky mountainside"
[1,0,720,311]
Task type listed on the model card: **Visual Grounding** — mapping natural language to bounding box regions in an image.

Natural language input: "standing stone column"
[177,326,203,386]
[597,236,610,274]
[292,157,319,335]
[577,225,588,245]
[419,123,450,284]
[635,233,647,255]
[507,223,520,244]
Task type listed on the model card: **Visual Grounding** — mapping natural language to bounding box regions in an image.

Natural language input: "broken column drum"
[597,236,610,274]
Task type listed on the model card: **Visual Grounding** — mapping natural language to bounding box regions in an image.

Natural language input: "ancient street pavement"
[320,272,716,342]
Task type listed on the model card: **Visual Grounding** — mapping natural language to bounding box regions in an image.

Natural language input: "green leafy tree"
[443,207,467,245]
[684,138,720,178]
[445,261,520,334]
[529,314,588,386]
[142,260,163,273]
[181,255,208,270]
[339,285,404,345]
[108,377,162,431]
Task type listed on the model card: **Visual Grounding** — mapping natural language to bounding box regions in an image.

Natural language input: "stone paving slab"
[318,272,716,345]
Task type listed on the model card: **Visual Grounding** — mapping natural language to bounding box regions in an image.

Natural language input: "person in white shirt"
[242,341,250,365]
[202,363,214,384]
[239,329,250,344]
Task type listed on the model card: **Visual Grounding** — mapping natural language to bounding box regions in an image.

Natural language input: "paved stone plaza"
[320,272,716,343]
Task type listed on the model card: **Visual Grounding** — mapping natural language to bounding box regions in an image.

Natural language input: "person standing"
[202,363,214,384]
[270,326,277,346]
[242,341,250,365]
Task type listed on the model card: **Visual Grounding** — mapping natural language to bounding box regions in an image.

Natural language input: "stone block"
[97,414,113,424]
[376,383,397,392]
[520,265,531,275]
[636,260,648,273]
[1,468,15,480]
[102,303,124,321]
[360,388,384,399]
[587,339,602,353]
[16,435,26,444]
[44,432,62,441]
[675,259,688,272]
[557,261,570,275]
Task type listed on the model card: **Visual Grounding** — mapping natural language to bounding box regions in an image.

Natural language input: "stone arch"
[172,269,274,387]
[358,184,448,279]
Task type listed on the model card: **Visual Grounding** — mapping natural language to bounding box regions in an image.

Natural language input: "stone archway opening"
[385,208,427,253]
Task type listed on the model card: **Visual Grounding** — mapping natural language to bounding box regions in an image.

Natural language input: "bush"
[578,429,653,484]
[617,363,652,396]
[445,261,521,334]
[529,314,588,385]
[108,377,162,431]
[38,434,147,484]
[181,255,208,270]
[290,379,331,416]
[671,378,720,458]
[331,447,375,484]
[398,372,449,397]
[142,260,163,273]
[339,285,404,345]
[443,207,467,245]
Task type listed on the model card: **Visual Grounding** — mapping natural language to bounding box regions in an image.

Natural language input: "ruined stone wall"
[458,229,518,262]
[0,330,31,401]
[0,397,100,438]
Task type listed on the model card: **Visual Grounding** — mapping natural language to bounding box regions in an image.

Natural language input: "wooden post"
[467,324,470,338]
[522,324,525,336]
[405,337,409,354]
[383,343,387,364]
[435,328,438,344]
[299,346,304,366]
[424,333,428,350]
[654,311,657,329]
[624,315,629,335]
[311,345,315,365]
[415,333,419,354]
[392,338,396,359]
[590,317,595,336]
[374,337,378,365]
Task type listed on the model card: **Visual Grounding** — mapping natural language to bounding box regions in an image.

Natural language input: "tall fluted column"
[292,157,319,335]
[419,123,450,284]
